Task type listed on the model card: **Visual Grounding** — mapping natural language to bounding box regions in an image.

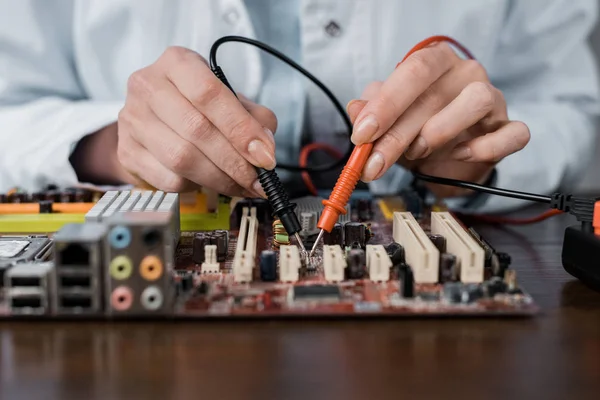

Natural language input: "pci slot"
[233,207,258,282]
[430,212,485,283]
[392,212,439,283]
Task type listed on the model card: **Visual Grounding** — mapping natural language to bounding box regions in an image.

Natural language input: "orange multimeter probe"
[310,36,474,255]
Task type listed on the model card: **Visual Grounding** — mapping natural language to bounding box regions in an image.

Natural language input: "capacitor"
[439,253,457,282]
[192,233,208,264]
[7,193,27,203]
[44,190,61,203]
[300,212,318,235]
[0,194,6,203]
[180,272,194,292]
[344,222,366,249]
[398,263,414,298]
[29,192,43,202]
[324,223,344,246]
[428,234,446,253]
[211,230,228,262]
[60,190,75,203]
[346,248,365,279]
[385,242,405,266]
[356,199,372,221]
[442,282,462,303]
[39,200,53,214]
[259,250,278,282]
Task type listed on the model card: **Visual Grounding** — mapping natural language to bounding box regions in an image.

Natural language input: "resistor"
[272,219,290,249]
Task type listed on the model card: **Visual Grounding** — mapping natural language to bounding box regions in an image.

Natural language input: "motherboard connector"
[393,212,440,283]
[430,212,485,283]
[233,207,258,282]
[366,244,392,282]
[201,245,220,274]
[279,245,301,282]
[323,245,346,282]
[6,262,54,315]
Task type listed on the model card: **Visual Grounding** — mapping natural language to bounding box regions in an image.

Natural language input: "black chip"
[293,285,341,301]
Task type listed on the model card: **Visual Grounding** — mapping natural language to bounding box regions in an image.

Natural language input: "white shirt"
[0,0,598,212]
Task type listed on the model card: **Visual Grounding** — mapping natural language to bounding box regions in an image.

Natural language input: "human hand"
[117,46,277,197]
[348,42,530,197]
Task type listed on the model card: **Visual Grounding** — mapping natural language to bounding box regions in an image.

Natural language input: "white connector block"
[430,212,485,283]
[279,245,300,282]
[233,207,258,282]
[201,245,220,274]
[393,212,440,283]
[366,244,392,282]
[323,245,346,282]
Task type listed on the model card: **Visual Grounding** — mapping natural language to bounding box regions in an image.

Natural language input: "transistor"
[385,242,405,266]
[344,222,366,249]
[346,248,365,279]
[428,234,446,253]
[324,223,344,246]
[259,250,277,282]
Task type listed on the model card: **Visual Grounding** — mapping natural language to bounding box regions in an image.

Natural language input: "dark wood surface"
[2,205,600,400]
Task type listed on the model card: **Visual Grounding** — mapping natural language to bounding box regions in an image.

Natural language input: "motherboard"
[0,189,538,319]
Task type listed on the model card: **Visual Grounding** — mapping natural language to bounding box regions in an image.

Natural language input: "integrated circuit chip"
[292,285,341,302]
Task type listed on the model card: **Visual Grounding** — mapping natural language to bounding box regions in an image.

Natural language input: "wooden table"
[1,205,599,400]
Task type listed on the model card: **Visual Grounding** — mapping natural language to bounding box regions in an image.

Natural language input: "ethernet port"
[142,228,162,248]
[59,244,90,266]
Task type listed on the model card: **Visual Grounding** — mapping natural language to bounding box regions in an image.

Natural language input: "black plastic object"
[257,168,302,236]
[324,223,344,246]
[346,249,365,279]
[398,263,414,298]
[344,222,366,249]
[562,225,600,291]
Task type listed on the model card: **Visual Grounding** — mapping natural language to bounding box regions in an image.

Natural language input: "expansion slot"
[232,207,258,282]
[430,212,485,283]
[392,212,439,283]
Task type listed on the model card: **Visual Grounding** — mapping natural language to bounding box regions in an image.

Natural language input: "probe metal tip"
[310,229,325,257]
[294,232,306,254]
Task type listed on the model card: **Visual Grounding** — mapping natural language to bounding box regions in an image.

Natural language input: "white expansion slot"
[233,207,258,282]
[323,245,346,282]
[366,244,392,282]
[279,245,300,282]
[393,212,440,283]
[201,245,220,274]
[430,212,485,283]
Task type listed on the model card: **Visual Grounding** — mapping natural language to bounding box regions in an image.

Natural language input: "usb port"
[60,275,91,288]
[11,297,42,308]
[59,295,92,309]
[10,276,41,287]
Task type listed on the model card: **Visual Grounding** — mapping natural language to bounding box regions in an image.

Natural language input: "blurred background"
[577,21,600,191]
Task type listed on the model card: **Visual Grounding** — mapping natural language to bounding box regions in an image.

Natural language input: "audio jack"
[310,143,373,256]
[211,66,306,253]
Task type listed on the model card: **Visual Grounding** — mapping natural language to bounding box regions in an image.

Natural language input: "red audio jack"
[310,35,472,256]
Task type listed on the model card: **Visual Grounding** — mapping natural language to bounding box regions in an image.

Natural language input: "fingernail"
[405,136,429,160]
[351,114,379,144]
[252,180,267,199]
[248,140,276,169]
[362,152,385,182]
[264,127,275,146]
[452,145,472,161]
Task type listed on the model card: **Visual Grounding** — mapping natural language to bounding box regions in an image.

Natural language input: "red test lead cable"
[310,35,474,256]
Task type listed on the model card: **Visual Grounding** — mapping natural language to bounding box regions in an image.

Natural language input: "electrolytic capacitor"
[344,222,366,249]
[192,233,208,264]
[428,234,446,253]
[398,263,414,298]
[212,230,229,262]
[0,194,6,203]
[439,253,457,283]
[346,248,365,279]
[259,250,278,282]
[60,190,75,203]
[385,242,405,266]
[324,223,344,246]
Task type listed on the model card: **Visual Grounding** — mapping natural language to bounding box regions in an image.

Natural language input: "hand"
[348,42,530,197]
[117,46,277,197]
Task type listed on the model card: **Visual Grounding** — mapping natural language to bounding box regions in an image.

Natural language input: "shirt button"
[324,20,342,37]
[223,9,240,24]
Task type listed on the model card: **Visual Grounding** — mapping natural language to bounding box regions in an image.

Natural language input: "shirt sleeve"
[0,0,123,192]
[462,0,600,213]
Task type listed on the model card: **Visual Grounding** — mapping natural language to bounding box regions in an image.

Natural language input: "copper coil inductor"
[272,219,290,248]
